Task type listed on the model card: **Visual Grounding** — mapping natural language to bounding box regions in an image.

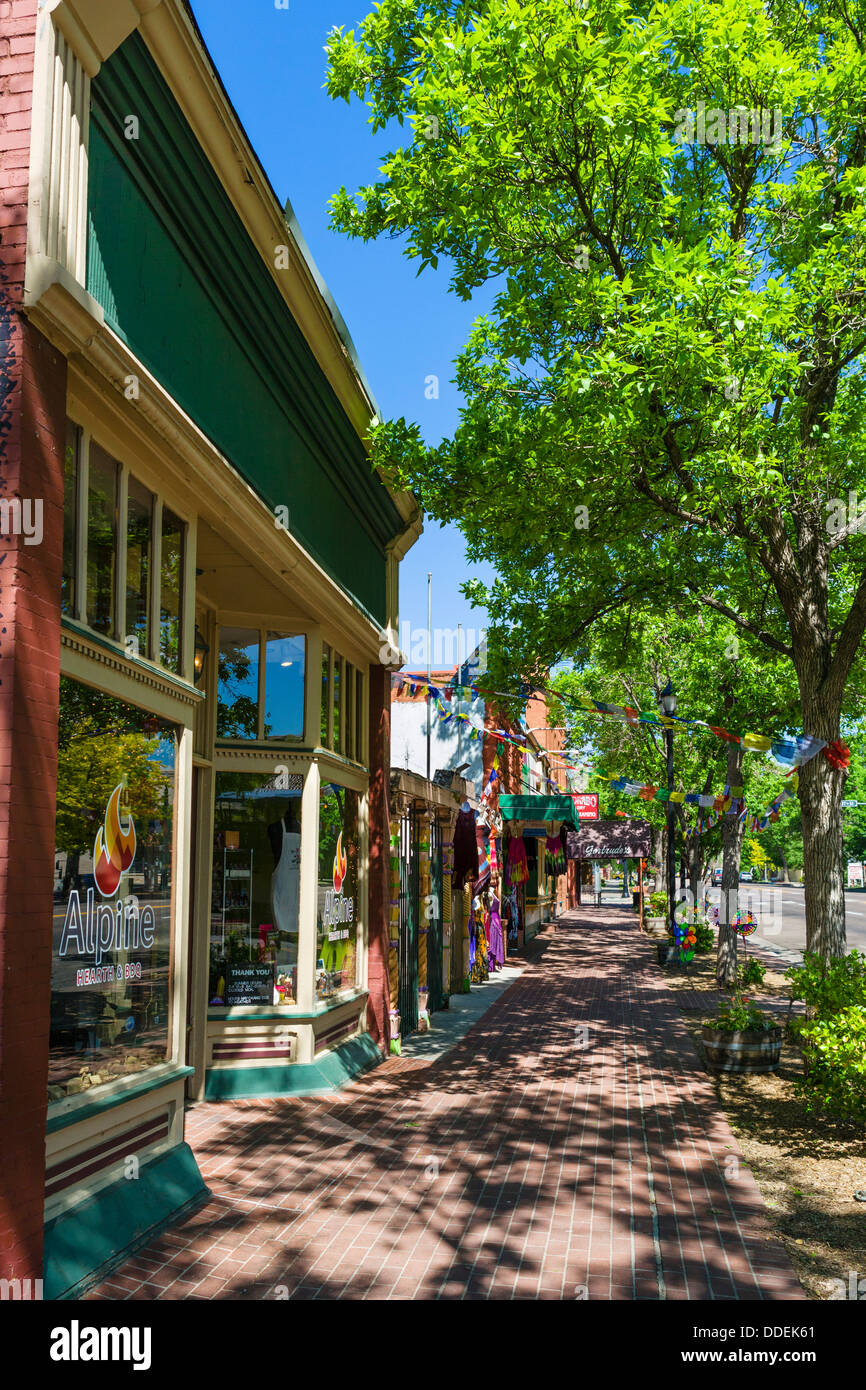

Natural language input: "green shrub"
[740,957,766,988]
[649,891,668,916]
[795,1007,866,1124]
[786,950,866,1018]
[712,997,774,1032]
[694,921,715,953]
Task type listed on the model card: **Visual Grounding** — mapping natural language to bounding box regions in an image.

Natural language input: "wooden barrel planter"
[701,1025,782,1074]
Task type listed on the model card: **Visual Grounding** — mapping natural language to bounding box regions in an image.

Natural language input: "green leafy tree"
[327,0,866,957]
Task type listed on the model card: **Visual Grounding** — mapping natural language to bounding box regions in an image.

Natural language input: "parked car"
[739,871,753,882]
[711,869,723,886]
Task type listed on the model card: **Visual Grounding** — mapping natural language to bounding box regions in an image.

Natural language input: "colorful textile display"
[544,834,565,877]
[506,835,529,886]
[453,808,479,889]
[488,896,505,969]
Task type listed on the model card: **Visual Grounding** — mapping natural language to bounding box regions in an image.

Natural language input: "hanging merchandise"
[488,894,505,970]
[544,833,565,877]
[452,805,479,889]
[506,834,529,886]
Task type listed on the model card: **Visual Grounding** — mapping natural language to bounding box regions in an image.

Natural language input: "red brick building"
[0,0,419,1298]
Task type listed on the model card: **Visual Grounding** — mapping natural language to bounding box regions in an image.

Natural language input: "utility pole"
[658,682,678,943]
[457,622,462,768]
[426,571,432,781]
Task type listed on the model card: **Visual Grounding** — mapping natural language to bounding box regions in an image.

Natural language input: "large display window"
[317,782,361,1000]
[49,677,178,1103]
[209,772,304,1006]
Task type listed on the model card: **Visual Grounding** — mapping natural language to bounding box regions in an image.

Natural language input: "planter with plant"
[701,994,782,1074]
[645,891,669,937]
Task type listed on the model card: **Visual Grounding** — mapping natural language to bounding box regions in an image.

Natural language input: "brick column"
[366,662,391,1051]
[0,0,67,1285]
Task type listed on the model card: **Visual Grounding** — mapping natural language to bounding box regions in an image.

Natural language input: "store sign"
[567,819,652,859]
[323,831,354,938]
[58,784,155,979]
[225,964,274,1007]
[571,793,599,821]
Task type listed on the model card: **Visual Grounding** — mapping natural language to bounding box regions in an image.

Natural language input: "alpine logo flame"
[332,831,347,894]
[93,784,136,898]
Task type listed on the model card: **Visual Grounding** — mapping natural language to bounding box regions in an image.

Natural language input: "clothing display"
[506,834,529,886]
[452,807,479,889]
[488,895,505,969]
[269,814,301,937]
[544,834,565,877]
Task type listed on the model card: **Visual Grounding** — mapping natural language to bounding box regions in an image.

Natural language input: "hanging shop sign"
[571,793,599,821]
[567,820,653,860]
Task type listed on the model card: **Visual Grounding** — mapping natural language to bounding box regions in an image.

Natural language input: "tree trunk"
[777,843,790,884]
[716,744,746,989]
[798,699,847,959]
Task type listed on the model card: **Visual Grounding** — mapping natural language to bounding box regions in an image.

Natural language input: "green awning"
[498,795,575,824]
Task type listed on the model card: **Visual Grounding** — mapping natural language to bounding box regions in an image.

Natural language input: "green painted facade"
[204,1033,383,1100]
[87,32,402,626]
[43,1143,208,1300]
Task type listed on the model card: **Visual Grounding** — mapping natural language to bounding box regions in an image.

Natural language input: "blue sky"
[192,0,495,650]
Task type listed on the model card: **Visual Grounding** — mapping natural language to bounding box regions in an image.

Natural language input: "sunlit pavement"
[86,908,802,1301]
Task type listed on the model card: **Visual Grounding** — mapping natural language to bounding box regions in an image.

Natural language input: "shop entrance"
[427,815,445,1012]
[397,804,420,1035]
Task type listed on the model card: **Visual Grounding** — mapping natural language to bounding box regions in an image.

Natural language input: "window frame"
[215,625,307,745]
[64,422,191,679]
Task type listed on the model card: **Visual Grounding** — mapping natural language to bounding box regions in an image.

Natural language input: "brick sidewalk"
[87,908,804,1301]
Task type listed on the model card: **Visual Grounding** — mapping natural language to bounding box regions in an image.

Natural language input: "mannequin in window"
[268,804,301,951]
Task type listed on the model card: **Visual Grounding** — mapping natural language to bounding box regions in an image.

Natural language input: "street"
[607,881,866,955]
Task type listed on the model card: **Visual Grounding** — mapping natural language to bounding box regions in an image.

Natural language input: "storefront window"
[356,668,364,761]
[345,663,355,760]
[217,627,259,737]
[126,476,152,659]
[209,772,304,1006]
[333,654,342,753]
[263,632,305,738]
[49,677,177,1104]
[317,782,360,1000]
[62,422,78,617]
[86,443,118,636]
[320,643,331,747]
[160,506,185,673]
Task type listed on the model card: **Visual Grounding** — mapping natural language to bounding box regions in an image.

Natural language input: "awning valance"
[498,795,576,824]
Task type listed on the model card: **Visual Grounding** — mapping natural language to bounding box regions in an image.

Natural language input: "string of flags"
[393,675,847,833]
[392,672,828,770]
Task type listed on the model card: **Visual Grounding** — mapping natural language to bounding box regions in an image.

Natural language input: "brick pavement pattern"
[88,907,803,1301]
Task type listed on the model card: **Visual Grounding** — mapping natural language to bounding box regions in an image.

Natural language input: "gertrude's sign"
[567,819,652,860]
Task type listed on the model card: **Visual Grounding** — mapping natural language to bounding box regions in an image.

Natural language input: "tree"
[548,602,797,981]
[327,0,866,958]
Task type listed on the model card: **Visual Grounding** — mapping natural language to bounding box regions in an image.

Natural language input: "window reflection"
[264,632,305,739]
[86,444,118,635]
[217,628,259,738]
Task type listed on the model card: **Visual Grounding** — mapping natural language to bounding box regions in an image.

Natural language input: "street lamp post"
[658,682,678,945]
